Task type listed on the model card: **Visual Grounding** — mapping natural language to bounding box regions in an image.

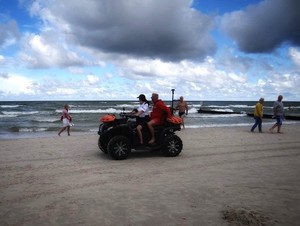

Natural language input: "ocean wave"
[205,104,253,109]
[189,104,202,108]
[286,106,300,110]
[117,103,138,108]
[32,118,60,123]
[186,120,299,128]
[19,128,48,132]
[205,105,241,108]
[187,107,198,114]
[55,108,124,114]
[0,105,21,108]
[2,111,39,115]
[195,113,247,118]
[9,127,49,132]
[186,123,253,128]
[229,104,252,108]
[210,108,234,112]
[9,127,62,132]
[0,114,18,118]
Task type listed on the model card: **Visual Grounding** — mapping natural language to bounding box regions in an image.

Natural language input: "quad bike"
[97,110,183,160]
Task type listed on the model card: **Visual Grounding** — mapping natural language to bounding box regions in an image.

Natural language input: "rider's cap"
[137,94,146,99]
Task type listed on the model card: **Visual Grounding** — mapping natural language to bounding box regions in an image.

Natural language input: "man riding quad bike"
[98,113,182,160]
[97,111,183,160]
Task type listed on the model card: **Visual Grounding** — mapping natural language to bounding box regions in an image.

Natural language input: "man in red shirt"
[148,93,172,144]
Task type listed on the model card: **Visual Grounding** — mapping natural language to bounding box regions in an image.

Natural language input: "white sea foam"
[229,104,251,108]
[186,123,253,128]
[0,105,20,108]
[0,114,17,118]
[33,117,59,122]
[19,128,48,132]
[2,111,39,115]
[56,108,123,114]
[187,107,199,114]
[186,120,299,129]
[197,114,247,118]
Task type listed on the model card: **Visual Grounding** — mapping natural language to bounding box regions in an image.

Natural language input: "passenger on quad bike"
[131,94,150,145]
[148,93,172,144]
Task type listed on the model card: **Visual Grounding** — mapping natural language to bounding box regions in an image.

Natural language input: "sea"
[0,100,299,140]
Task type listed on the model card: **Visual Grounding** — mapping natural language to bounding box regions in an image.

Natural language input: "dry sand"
[0,124,300,226]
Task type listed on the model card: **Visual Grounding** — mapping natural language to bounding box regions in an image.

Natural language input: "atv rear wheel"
[107,136,131,160]
[161,135,182,157]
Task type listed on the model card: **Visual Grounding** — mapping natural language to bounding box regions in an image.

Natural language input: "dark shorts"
[179,112,185,117]
[275,115,283,125]
[136,116,150,128]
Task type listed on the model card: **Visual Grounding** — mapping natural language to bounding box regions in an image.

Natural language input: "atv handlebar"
[120,112,136,119]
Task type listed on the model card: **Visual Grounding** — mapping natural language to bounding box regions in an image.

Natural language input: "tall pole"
[171,89,175,115]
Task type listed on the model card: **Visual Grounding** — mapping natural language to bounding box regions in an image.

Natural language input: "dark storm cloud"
[50,0,216,61]
[220,0,300,53]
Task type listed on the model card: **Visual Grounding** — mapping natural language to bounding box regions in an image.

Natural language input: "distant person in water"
[58,104,72,136]
[176,96,188,129]
[250,97,264,133]
[269,95,284,133]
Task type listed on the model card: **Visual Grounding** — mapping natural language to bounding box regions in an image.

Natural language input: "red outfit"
[151,99,172,125]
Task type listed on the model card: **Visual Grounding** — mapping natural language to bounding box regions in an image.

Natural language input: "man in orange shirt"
[148,93,172,144]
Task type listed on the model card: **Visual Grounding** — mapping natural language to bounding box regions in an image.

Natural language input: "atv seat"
[153,125,165,131]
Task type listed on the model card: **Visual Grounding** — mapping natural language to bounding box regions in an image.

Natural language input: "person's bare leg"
[67,126,70,136]
[269,124,277,133]
[137,125,143,144]
[58,127,66,136]
[277,125,282,133]
[148,121,155,144]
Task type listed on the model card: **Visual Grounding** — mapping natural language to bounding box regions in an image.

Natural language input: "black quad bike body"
[97,112,183,160]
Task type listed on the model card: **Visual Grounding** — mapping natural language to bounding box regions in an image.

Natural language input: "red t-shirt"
[150,99,172,125]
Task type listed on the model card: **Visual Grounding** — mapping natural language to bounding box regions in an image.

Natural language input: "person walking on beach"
[132,94,150,145]
[58,104,72,136]
[176,96,188,129]
[269,95,284,133]
[148,93,172,144]
[251,97,264,133]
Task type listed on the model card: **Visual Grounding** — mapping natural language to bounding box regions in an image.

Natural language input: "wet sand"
[0,125,300,225]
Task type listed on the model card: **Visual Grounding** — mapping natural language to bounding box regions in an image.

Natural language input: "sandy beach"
[0,124,300,226]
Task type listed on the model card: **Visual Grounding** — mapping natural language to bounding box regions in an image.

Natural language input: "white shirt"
[137,102,149,117]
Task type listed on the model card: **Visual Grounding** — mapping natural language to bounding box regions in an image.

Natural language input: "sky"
[0,0,300,101]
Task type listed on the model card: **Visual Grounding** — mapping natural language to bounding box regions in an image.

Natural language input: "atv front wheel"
[107,136,131,160]
[161,135,182,157]
[98,136,107,153]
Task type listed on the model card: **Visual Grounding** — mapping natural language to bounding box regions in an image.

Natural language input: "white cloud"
[257,79,266,87]
[289,47,300,67]
[18,33,86,68]
[0,55,5,63]
[0,74,34,95]
[1,0,300,101]
[0,20,20,49]
[86,75,100,85]
[228,73,246,83]
[46,88,77,96]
